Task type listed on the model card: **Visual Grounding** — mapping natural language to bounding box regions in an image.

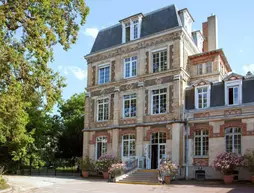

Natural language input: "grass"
[0,176,9,190]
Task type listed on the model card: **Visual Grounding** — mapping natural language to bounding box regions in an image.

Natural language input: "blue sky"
[50,0,254,101]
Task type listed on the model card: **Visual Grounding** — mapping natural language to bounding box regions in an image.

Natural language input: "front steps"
[117,169,160,185]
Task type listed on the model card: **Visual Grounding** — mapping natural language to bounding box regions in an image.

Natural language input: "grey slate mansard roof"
[90,4,180,54]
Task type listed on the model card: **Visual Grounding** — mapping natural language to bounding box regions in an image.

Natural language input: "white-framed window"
[122,134,136,157]
[225,127,241,154]
[151,88,167,114]
[195,86,210,109]
[98,65,110,84]
[152,49,168,73]
[197,62,213,75]
[97,98,109,121]
[96,136,107,159]
[122,17,142,43]
[133,20,139,40]
[194,130,209,156]
[123,94,136,118]
[225,80,242,106]
[124,56,137,78]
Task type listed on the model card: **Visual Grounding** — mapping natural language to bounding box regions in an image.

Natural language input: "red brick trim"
[144,128,170,141]
[220,122,247,137]
[119,129,136,139]
[190,124,213,138]
[89,131,111,144]
[193,158,209,166]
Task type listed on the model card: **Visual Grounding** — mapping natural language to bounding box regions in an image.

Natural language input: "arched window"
[96,136,107,159]
[225,127,241,154]
[122,135,135,158]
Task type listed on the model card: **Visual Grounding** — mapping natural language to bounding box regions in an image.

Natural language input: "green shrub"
[0,166,8,190]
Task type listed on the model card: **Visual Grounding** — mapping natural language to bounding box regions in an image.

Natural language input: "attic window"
[122,17,142,43]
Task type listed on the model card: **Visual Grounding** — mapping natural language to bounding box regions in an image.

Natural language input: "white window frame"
[197,62,213,75]
[96,136,107,160]
[152,49,168,73]
[151,88,167,115]
[97,98,109,121]
[225,127,242,154]
[194,130,209,157]
[121,17,142,43]
[197,64,203,75]
[123,93,137,118]
[124,56,137,79]
[98,64,110,85]
[195,85,211,109]
[206,62,212,73]
[224,79,242,106]
[121,134,136,159]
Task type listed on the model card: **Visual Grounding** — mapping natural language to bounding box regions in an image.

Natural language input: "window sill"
[124,76,137,80]
[96,120,109,123]
[122,117,137,119]
[193,156,209,159]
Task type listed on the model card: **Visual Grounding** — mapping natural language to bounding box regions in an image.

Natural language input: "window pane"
[226,135,233,152]
[123,141,128,156]
[132,61,137,76]
[133,20,138,39]
[153,52,160,73]
[125,62,130,78]
[126,26,130,42]
[233,87,239,105]
[194,137,201,156]
[228,87,234,105]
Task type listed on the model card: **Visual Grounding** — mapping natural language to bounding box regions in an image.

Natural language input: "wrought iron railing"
[108,158,138,182]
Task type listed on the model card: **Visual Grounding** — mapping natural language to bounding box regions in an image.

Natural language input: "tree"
[0,0,89,167]
[56,93,85,160]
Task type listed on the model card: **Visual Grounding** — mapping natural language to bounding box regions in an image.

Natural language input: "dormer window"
[225,80,242,106]
[197,62,213,75]
[121,14,143,43]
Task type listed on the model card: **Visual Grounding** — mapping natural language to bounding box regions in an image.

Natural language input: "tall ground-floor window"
[122,134,136,158]
[225,127,241,154]
[194,130,209,156]
[96,136,107,159]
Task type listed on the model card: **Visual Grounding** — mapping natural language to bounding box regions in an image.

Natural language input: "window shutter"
[92,66,96,86]
[110,94,114,120]
[169,45,174,69]
[145,51,149,74]
[145,90,148,115]
[111,60,115,82]
[168,85,173,112]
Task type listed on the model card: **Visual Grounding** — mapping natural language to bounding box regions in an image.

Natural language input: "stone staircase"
[117,169,159,185]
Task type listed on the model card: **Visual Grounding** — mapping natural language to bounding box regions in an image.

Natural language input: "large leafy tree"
[0,0,89,166]
[56,92,85,160]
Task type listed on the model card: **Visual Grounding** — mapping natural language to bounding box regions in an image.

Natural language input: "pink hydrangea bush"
[159,158,178,177]
[108,163,125,175]
[96,154,117,172]
[213,152,244,175]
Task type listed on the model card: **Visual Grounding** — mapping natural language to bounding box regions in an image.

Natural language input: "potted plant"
[159,158,178,184]
[213,152,244,184]
[96,154,117,179]
[243,149,254,183]
[108,163,125,180]
[80,156,94,178]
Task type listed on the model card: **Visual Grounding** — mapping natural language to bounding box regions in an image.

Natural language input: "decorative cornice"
[86,31,183,64]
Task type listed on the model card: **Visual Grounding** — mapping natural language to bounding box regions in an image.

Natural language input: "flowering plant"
[159,158,178,177]
[108,163,125,175]
[243,149,254,174]
[214,152,244,175]
[95,154,117,172]
[80,156,95,171]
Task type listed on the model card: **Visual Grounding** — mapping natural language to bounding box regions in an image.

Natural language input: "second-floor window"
[197,62,213,75]
[194,130,209,156]
[195,86,209,109]
[125,22,131,42]
[123,94,136,118]
[98,65,110,84]
[133,20,139,40]
[152,50,168,73]
[152,88,167,114]
[124,56,137,78]
[97,98,109,121]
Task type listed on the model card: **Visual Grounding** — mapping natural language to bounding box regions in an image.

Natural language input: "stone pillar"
[84,96,90,128]
[171,123,181,165]
[166,124,172,157]
[113,91,120,126]
[136,88,144,123]
[83,132,89,158]
[136,127,144,157]
[111,129,119,157]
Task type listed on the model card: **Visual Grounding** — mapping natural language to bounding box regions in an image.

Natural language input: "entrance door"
[150,132,167,169]
[145,144,151,169]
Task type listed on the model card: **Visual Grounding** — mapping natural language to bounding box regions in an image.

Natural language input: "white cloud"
[68,66,87,80]
[83,28,99,39]
[243,64,254,73]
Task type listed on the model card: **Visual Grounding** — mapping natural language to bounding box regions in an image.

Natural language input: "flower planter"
[103,172,109,179]
[224,175,234,184]
[251,175,254,184]
[164,176,172,184]
[82,171,89,178]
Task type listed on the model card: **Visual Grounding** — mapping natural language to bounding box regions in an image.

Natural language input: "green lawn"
[0,177,9,190]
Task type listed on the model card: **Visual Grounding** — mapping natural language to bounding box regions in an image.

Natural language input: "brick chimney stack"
[202,15,218,52]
